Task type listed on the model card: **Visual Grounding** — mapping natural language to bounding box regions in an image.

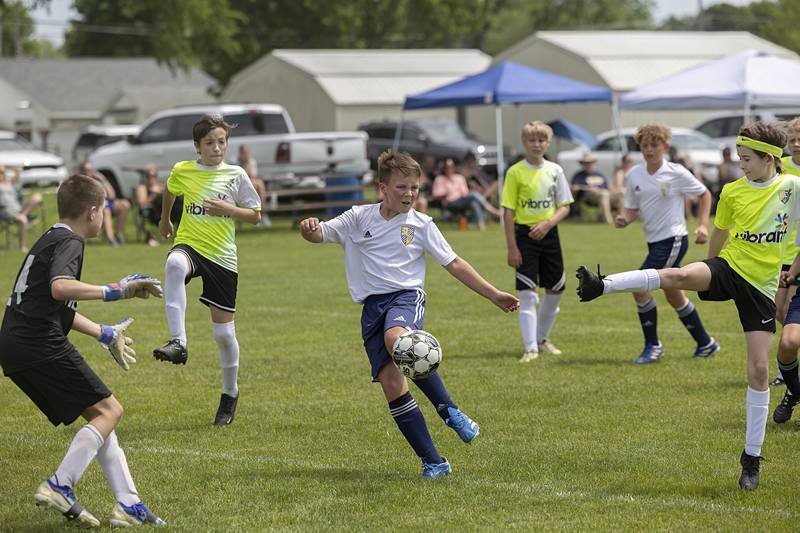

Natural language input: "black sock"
[778,358,800,397]
[412,371,456,421]
[637,298,659,346]
[388,392,442,464]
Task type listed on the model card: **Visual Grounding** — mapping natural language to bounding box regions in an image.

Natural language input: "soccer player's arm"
[707,186,731,259]
[301,208,354,244]
[615,175,639,228]
[161,166,181,239]
[680,166,711,243]
[71,312,137,370]
[426,221,518,312]
[501,168,522,267]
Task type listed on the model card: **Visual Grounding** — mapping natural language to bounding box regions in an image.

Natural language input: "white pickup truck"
[88,103,370,196]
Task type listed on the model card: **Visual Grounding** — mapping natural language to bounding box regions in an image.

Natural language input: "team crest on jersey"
[659,181,670,197]
[781,189,792,205]
[400,225,415,246]
[775,213,789,229]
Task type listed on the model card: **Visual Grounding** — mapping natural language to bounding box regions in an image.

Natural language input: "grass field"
[1,213,800,531]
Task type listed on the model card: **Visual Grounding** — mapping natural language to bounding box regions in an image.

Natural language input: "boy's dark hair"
[193,114,237,144]
[58,174,105,219]
[377,150,421,183]
[739,122,787,173]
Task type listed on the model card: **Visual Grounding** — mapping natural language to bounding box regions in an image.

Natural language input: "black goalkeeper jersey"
[0,224,84,374]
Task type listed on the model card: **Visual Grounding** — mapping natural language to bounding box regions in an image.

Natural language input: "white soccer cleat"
[519,350,539,363]
[110,502,167,527]
[538,339,562,355]
[34,480,100,528]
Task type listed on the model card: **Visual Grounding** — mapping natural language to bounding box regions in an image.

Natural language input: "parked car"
[359,118,502,174]
[558,127,723,185]
[694,110,799,152]
[89,104,370,197]
[72,124,141,170]
[0,131,68,187]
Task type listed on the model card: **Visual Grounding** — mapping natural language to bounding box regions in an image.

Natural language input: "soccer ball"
[391,330,442,379]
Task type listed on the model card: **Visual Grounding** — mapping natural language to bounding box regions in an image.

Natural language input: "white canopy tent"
[620,49,800,121]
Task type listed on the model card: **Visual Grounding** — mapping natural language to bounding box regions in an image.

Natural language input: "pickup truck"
[88,103,370,196]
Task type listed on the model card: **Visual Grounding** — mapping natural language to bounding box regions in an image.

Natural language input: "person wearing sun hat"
[569,151,614,224]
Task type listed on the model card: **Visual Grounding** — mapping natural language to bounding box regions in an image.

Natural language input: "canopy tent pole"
[514,103,522,156]
[392,110,405,152]
[611,95,625,155]
[495,103,505,211]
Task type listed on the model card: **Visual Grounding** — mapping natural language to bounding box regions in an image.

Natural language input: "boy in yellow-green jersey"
[153,114,262,426]
[577,123,800,491]
[502,121,573,363]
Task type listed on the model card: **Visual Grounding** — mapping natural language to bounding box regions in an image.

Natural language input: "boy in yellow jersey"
[771,118,800,421]
[577,123,800,490]
[503,121,573,362]
[153,115,262,426]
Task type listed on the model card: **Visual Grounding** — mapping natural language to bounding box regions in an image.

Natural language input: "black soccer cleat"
[576,264,605,302]
[773,391,798,424]
[214,393,239,426]
[738,450,762,490]
[153,339,188,365]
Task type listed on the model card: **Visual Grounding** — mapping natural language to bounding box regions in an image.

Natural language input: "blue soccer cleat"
[444,407,480,443]
[34,479,100,528]
[422,457,452,479]
[110,501,167,527]
[634,343,664,364]
[693,338,720,358]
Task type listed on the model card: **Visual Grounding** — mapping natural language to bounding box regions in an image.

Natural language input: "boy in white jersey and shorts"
[577,123,800,490]
[614,123,719,364]
[299,150,519,479]
[153,115,262,426]
[502,121,573,363]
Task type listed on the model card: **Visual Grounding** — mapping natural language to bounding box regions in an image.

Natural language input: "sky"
[30,0,756,45]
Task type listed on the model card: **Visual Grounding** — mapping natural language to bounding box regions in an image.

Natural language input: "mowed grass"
[1,214,800,531]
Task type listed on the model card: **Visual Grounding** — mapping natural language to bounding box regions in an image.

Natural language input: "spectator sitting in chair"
[135,164,165,246]
[570,152,614,224]
[432,158,500,231]
[0,165,43,252]
[238,144,271,229]
[79,160,130,246]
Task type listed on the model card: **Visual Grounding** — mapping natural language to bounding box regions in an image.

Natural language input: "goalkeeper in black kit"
[0,174,166,528]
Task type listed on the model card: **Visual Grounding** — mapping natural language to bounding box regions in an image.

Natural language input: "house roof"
[0,58,215,117]
[233,49,491,106]
[103,85,216,118]
[500,31,798,91]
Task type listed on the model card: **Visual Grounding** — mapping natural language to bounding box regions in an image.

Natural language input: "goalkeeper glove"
[97,317,136,371]
[103,274,163,301]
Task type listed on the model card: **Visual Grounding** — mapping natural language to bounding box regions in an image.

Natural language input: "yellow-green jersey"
[781,156,800,266]
[501,159,573,225]
[167,160,261,272]
[715,173,800,298]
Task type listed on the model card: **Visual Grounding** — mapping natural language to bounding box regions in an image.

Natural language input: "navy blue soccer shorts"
[361,289,425,381]
[785,290,800,326]
[640,234,688,270]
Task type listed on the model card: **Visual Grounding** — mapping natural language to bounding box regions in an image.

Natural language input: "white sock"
[519,290,539,351]
[213,321,239,397]
[537,293,562,343]
[96,431,139,506]
[164,252,190,346]
[52,424,104,488]
[603,269,660,294]
[745,387,769,457]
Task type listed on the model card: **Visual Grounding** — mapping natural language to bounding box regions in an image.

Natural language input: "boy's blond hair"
[634,123,671,146]
[377,150,421,183]
[521,121,553,142]
[787,117,800,134]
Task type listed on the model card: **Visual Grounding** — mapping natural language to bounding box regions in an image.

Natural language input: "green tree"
[64,0,243,79]
[0,0,39,57]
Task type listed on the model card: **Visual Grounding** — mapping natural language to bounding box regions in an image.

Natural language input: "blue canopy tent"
[399,61,614,201]
[547,119,598,147]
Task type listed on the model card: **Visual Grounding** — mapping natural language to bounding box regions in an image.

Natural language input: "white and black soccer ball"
[391,330,442,379]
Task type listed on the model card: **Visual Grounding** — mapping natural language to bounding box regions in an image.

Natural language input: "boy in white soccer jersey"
[299,150,519,479]
[614,123,719,364]
[577,122,800,490]
[502,121,573,363]
[0,174,164,527]
[153,114,262,426]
